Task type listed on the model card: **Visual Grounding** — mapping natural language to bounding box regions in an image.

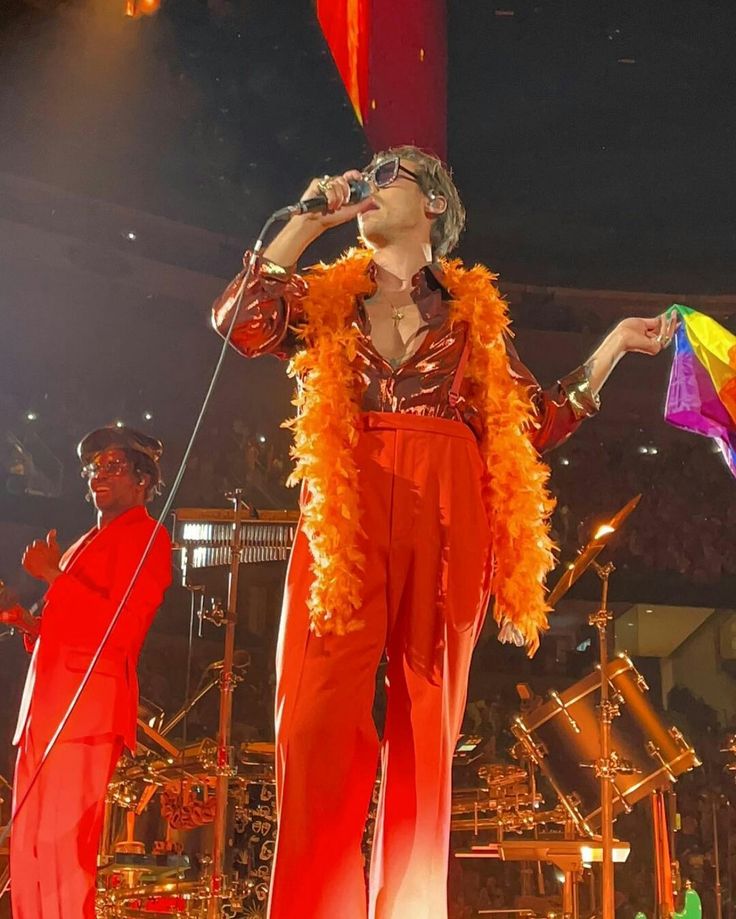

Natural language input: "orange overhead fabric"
[317,0,370,126]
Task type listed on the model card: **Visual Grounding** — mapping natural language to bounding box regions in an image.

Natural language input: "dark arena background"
[0,2,735,918]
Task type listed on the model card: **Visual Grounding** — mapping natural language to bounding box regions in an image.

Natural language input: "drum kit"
[94,495,701,919]
[96,497,296,919]
[454,496,701,919]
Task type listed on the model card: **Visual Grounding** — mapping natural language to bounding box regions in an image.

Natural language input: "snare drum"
[513,654,699,834]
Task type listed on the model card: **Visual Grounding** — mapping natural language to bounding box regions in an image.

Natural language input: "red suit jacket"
[13,506,172,752]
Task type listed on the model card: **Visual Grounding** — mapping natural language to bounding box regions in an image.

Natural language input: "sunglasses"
[364,156,421,189]
[80,458,132,480]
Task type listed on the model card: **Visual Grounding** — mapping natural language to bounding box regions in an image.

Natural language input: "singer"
[4,426,172,919]
[212,146,676,919]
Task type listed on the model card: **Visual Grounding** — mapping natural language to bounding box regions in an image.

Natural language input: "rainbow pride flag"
[665,304,736,477]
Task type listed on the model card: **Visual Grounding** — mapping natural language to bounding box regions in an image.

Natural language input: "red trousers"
[10,730,123,918]
[269,413,492,919]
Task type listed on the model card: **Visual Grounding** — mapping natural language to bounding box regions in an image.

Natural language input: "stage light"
[594,524,615,539]
[25,411,38,422]
[143,411,153,421]
[559,456,570,466]
[125,0,161,17]
[123,231,137,241]
[637,445,649,454]
[648,446,658,455]
[115,420,125,428]
[258,435,267,444]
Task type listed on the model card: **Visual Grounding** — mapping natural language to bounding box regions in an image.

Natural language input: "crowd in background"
[3,387,733,603]
[550,431,736,592]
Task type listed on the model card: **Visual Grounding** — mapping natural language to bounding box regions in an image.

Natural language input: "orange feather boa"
[285,247,555,645]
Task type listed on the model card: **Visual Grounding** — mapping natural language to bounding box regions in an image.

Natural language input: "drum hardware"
[580,751,639,778]
[159,674,221,738]
[543,494,704,919]
[645,741,677,782]
[201,599,227,628]
[456,837,631,919]
[477,763,529,789]
[512,720,594,838]
[546,496,642,919]
[669,726,685,745]
[549,691,581,734]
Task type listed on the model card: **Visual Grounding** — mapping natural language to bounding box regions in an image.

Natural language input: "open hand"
[22,529,62,583]
[616,312,678,356]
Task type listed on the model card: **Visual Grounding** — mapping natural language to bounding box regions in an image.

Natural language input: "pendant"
[391,305,404,326]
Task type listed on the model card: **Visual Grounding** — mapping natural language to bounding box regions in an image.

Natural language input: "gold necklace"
[390,302,405,326]
[370,290,409,327]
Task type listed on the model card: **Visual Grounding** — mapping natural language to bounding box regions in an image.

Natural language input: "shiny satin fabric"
[211,255,599,453]
[270,413,493,919]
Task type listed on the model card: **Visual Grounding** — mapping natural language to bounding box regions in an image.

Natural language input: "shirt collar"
[364,260,450,323]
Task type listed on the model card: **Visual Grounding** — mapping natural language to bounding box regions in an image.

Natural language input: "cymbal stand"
[160,674,220,737]
[589,560,618,919]
[207,490,248,918]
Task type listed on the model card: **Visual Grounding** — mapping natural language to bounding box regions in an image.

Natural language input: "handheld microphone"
[272,178,371,221]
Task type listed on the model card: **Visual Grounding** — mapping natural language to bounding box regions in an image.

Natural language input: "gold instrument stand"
[207,490,248,918]
[589,559,617,919]
[547,495,641,919]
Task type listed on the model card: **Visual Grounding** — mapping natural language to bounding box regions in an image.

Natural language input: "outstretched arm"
[583,312,677,396]
[511,312,677,454]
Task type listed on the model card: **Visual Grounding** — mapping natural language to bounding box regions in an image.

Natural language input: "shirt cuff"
[559,365,601,420]
[242,250,294,280]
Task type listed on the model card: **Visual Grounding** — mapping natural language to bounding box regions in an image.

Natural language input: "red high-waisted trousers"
[268,413,492,919]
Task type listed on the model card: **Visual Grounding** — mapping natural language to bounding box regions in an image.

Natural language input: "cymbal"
[239,741,275,760]
[547,494,641,608]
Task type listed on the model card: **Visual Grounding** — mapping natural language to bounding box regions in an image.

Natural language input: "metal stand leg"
[590,561,617,919]
[207,491,247,918]
[713,794,724,919]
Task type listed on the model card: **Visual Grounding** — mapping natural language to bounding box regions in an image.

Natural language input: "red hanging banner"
[317,0,447,159]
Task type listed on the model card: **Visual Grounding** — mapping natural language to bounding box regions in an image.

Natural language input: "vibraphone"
[171,507,299,587]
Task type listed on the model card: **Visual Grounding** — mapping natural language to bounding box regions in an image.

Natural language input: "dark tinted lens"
[81,459,129,479]
[373,158,399,188]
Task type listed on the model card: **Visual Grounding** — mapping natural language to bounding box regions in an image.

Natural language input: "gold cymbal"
[547,494,641,608]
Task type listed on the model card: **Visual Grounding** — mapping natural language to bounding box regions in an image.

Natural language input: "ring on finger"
[317,175,332,193]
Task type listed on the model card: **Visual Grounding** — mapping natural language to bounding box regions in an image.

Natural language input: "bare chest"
[363,296,429,368]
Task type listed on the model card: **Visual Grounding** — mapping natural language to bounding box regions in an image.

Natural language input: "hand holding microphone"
[273,169,373,227]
